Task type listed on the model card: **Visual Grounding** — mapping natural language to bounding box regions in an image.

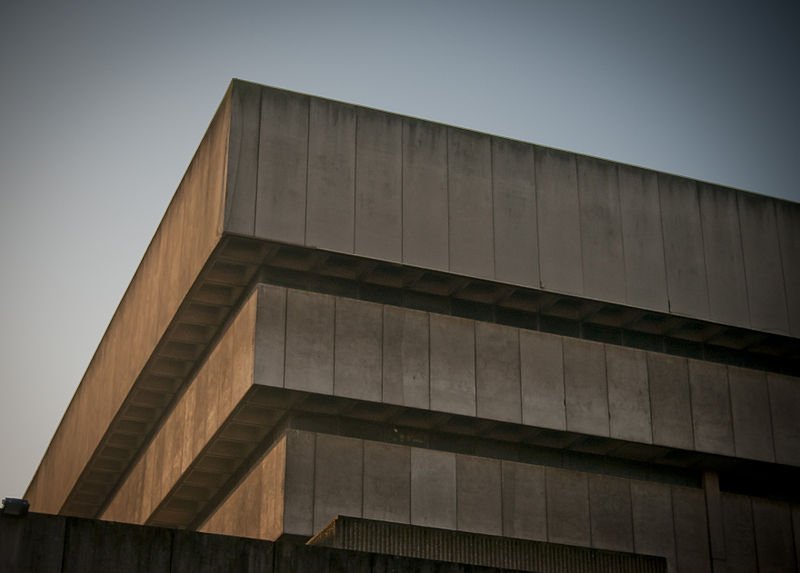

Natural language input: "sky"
[0,0,798,499]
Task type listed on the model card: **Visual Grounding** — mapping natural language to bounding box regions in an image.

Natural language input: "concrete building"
[23,79,800,572]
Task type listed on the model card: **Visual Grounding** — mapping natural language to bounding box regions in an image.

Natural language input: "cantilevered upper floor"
[25,79,800,522]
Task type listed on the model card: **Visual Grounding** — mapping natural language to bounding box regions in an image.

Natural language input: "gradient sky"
[1,0,798,498]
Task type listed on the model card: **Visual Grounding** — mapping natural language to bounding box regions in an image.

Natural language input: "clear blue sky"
[1,0,798,497]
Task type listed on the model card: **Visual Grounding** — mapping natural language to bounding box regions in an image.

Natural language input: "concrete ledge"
[309,516,666,573]
[0,512,540,573]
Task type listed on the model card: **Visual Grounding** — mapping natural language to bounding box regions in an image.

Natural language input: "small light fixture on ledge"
[1,498,29,517]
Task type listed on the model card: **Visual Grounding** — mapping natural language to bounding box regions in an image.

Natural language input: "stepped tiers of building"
[25,80,800,573]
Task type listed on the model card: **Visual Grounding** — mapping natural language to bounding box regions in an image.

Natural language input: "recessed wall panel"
[224,81,260,235]
[728,367,774,462]
[721,493,757,573]
[501,461,546,541]
[363,442,410,524]
[689,360,734,456]
[698,184,749,327]
[410,448,456,530]
[535,147,582,295]
[775,200,800,336]
[354,108,402,262]
[254,285,287,389]
[456,455,502,535]
[255,88,309,244]
[564,339,608,437]
[429,314,475,417]
[402,119,448,270]
[314,434,363,532]
[752,499,797,572]
[768,373,800,466]
[578,157,625,303]
[285,290,334,394]
[588,474,634,552]
[606,346,652,444]
[659,174,710,320]
[520,331,565,431]
[306,98,356,253]
[631,481,676,572]
[618,165,668,311]
[672,487,711,573]
[334,298,382,402]
[648,353,694,450]
[546,468,590,547]
[382,306,429,410]
[739,193,789,333]
[476,322,521,424]
[448,128,494,279]
[492,138,538,287]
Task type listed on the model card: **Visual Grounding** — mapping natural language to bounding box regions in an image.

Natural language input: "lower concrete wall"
[2,512,530,573]
[201,428,800,572]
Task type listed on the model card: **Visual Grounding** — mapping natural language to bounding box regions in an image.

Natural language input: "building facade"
[26,79,800,572]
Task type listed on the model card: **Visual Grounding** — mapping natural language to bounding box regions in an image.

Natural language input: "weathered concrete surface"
[203,427,713,571]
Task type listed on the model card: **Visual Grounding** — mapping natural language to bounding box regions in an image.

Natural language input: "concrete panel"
[306,98,356,253]
[476,322,521,423]
[671,486,711,573]
[589,474,633,552]
[648,353,694,450]
[314,434,363,532]
[721,493,757,573]
[492,138,538,287]
[224,81,260,235]
[702,472,725,564]
[618,165,668,311]
[520,331,565,430]
[448,128,494,279]
[728,367,774,462]
[429,314,476,417]
[752,499,797,572]
[254,285,287,389]
[255,87,309,244]
[456,455,502,535]
[402,118,449,270]
[363,442,410,525]
[563,338,608,437]
[354,107,402,262]
[535,147,582,295]
[768,373,800,467]
[501,460,547,541]
[775,200,800,336]
[698,184,749,327]
[577,157,625,303]
[410,448,456,529]
[631,481,676,573]
[284,290,334,394]
[0,512,65,573]
[606,346,652,444]
[658,174,710,320]
[739,193,789,333]
[382,306,429,410]
[689,360,734,456]
[63,517,172,573]
[283,430,316,536]
[334,297,383,402]
[546,468,590,547]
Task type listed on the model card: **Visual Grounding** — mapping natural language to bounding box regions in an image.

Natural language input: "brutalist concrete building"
[20,79,800,572]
